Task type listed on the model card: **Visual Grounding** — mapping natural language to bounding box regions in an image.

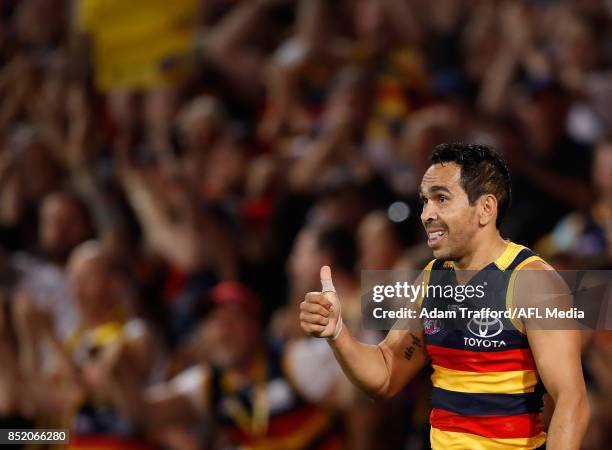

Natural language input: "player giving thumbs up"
[300,266,343,340]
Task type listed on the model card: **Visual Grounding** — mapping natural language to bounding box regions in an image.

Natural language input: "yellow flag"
[77,0,197,91]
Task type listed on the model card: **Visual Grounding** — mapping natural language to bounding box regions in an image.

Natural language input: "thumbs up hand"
[300,266,343,340]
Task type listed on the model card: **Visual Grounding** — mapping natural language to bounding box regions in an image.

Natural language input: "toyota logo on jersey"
[467,316,504,338]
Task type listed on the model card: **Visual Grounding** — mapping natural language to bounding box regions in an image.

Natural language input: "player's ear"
[478,194,498,226]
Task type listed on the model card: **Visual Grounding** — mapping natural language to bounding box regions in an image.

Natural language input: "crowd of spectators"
[0,0,611,449]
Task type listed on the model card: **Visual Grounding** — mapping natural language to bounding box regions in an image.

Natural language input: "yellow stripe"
[495,242,526,270]
[431,365,538,394]
[505,255,546,333]
[431,427,546,450]
[417,260,435,308]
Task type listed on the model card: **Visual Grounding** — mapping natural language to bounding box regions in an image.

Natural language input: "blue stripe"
[426,330,530,352]
[431,387,544,416]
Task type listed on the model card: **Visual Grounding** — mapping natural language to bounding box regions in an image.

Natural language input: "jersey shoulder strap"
[505,244,548,333]
[505,246,546,272]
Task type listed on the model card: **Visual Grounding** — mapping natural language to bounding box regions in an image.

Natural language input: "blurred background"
[0,0,611,449]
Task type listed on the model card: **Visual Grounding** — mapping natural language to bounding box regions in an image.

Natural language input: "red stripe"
[430,408,543,439]
[427,345,536,372]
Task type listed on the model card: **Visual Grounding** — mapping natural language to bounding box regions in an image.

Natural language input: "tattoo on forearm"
[403,334,422,360]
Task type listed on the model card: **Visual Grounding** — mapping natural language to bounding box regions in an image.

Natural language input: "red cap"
[209,282,261,318]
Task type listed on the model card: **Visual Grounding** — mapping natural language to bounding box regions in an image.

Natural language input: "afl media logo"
[467,317,503,338]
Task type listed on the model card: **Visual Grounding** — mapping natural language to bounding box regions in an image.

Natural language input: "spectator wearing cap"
[107,281,346,450]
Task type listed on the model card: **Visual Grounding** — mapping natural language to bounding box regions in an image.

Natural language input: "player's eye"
[439,195,447,203]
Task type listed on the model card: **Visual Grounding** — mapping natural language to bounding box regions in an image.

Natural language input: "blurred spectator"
[108,282,345,450]
[536,133,612,267]
[12,241,161,448]
[12,191,94,342]
[358,210,410,271]
[503,81,594,246]
[65,241,162,448]
[274,224,360,342]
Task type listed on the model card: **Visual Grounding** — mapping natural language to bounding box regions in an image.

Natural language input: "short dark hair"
[430,143,511,228]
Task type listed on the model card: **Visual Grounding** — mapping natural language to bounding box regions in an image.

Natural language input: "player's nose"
[420,201,437,224]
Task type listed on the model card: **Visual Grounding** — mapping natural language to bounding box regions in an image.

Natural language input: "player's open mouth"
[427,230,446,247]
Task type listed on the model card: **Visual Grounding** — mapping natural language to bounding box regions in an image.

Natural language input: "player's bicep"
[518,263,584,400]
[367,265,430,397]
[512,260,573,331]
[527,329,583,402]
[381,266,430,379]
[378,328,427,396]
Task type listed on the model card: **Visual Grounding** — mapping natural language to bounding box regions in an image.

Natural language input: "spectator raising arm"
[117,143,237,278]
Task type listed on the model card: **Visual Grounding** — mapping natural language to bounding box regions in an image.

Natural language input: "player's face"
[420,163,479,261]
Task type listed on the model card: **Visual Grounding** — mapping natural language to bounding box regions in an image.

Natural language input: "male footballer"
[300,143,589,449]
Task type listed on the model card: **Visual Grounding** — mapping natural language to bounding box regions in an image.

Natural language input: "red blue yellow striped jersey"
[421,242,547,449]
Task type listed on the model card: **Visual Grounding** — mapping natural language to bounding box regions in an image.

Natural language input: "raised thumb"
[320,266,336,293]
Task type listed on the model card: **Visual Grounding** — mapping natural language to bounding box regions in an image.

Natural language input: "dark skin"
[301,162,590,449]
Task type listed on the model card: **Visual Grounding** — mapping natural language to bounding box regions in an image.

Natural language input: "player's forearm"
[545,391,590,450]
[327,326,394,398]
